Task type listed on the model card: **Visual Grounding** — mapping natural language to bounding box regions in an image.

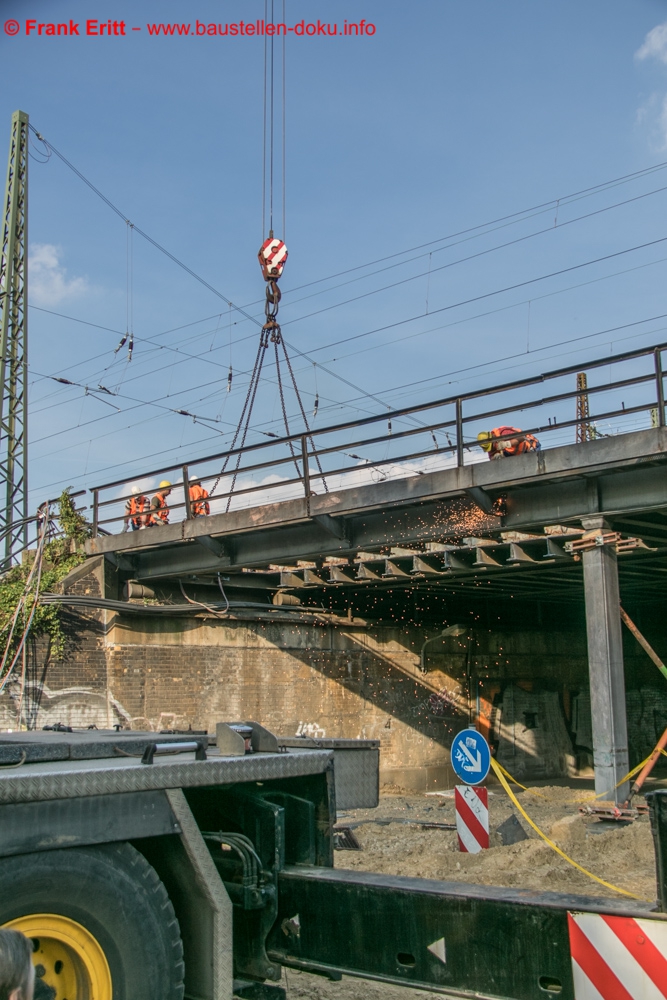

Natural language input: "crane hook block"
[258,237,288,281]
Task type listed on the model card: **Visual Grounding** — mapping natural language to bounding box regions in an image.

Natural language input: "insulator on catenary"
[313,393,319,418]
[227,367,233,392]
[114,333,128,354]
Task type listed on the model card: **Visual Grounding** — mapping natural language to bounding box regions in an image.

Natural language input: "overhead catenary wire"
[29,239,667,425]
[29,125,257,329]
[316,252,667,376]
[27,300,667,482]
[295,232,667,359]
[37,219,667,438]
[27,124,386,415]
[29,120,667,365]
[28,306,354,428]
[25,121,667,501]
[26,229,661,452]
[274,178,667,322]
[34,314,667,499]
[28,121,667,425]
[275,184,667,340]
[272,155,667,297]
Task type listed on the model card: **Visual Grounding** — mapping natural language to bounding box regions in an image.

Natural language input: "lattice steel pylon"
[0,110,29,569]
[575,371,594,443]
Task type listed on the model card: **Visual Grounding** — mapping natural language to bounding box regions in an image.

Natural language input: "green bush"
[0,489,91,662]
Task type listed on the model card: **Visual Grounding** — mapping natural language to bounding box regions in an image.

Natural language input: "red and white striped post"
[567,911,667,999]
[455,785,489,853]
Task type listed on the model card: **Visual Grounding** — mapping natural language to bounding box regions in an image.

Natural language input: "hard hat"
[477,431,493,453]
[130,485,139,495]
[189,475,200,483]
[159,480,172,489]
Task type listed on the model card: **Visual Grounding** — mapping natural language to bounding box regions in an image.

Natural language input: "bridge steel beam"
[580,517,630,804]
[86,429,667,580]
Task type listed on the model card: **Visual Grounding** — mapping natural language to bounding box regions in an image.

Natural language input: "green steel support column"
[0,110,29,569]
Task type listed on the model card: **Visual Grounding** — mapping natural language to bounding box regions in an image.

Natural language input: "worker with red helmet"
[148,481,172,525]
[123,486,149,531]
[477,427,540,459]
[189,476,210,517]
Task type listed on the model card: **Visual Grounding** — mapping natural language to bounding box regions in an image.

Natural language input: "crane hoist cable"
[210,242,327,507]
[210,2,326,508]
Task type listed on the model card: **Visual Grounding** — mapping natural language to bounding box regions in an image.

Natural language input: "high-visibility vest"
[127,495,148,528]
[149,492,170,524]
[490,426,539,457]
[189,484,210,517]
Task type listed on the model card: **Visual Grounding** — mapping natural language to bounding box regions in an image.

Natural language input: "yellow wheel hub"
[3,913,112,1000]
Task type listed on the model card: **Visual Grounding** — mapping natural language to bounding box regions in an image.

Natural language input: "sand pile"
[276,783,660,1000]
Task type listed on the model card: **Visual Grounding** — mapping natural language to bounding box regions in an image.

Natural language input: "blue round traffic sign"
[450,728,491,785]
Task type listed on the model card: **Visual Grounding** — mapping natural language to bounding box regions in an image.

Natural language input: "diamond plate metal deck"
[278,739,379,809]
[0,749,333,804]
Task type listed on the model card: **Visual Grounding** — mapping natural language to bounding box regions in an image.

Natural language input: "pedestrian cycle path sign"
[451,728,491,785]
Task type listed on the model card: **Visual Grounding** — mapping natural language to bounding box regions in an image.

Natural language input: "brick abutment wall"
[1,558,664,791]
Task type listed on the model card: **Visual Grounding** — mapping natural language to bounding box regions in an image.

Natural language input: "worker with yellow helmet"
[477,426,540,459]
[148,480,172,525]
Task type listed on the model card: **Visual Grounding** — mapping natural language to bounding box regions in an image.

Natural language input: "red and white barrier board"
[568,911,667,999]
[455,785,489,853]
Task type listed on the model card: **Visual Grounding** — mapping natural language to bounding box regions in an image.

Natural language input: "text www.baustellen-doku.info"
[3,18,376,38]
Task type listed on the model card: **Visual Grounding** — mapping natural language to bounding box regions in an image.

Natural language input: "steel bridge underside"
[84,429,667,603]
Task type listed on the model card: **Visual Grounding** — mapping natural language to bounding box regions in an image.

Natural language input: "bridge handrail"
[85,342,666,535]
[88,341,667,493]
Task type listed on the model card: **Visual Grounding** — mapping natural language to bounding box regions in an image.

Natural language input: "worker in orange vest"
[477,426,540,459]
[148,481,172,525]
[123,486,149,531]
[189,476,210,517]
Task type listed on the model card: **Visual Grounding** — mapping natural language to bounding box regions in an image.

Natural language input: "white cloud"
[636,22,667,64]
[29,244,88,306]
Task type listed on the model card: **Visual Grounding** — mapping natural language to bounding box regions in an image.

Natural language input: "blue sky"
[3,0,667,507]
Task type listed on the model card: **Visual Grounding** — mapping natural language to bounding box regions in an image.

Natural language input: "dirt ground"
[274,779,662,1000]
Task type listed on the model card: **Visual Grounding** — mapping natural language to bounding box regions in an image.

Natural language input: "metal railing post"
[78,341,667,503]
[92,490,99,538]
[182,465,193,519]
[655,348,665,427]
[301,436,311,499]
[455,398,464,468]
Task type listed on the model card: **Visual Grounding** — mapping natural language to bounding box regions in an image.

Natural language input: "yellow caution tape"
[578,747,667,803]
[489,758,647,901]
[495,747,667,806]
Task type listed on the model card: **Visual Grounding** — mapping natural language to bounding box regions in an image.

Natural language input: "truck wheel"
[0,841,184,1000]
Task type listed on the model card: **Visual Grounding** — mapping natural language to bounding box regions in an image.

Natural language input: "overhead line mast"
[0,110,29,569]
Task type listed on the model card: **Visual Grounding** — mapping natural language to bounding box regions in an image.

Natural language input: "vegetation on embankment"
[0,489,91,661]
